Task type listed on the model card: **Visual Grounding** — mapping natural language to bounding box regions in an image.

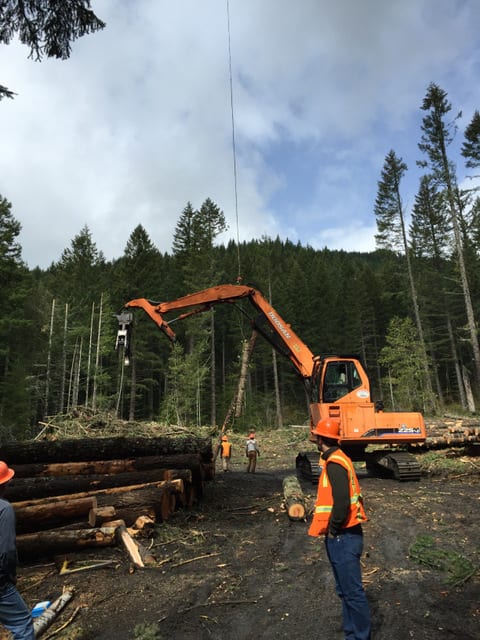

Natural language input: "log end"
[287,503,306,521]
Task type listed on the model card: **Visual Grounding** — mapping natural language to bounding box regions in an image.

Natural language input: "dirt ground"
[12,430,480,640]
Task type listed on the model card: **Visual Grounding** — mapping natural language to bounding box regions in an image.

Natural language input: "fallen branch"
[43,605,81,639]
[180,598,257,613]
[171,552,220,568]
[33,587,75,638]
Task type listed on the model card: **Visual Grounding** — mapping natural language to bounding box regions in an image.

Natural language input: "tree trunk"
[17,526,118,559]
[92,293,103,412]
[282,475,306,521]
[6,468,176,502]
[1,435,213,465]
[210,311,216,428]
[11,458,195,480]
[14,497,97,533]
[44,299,55,418]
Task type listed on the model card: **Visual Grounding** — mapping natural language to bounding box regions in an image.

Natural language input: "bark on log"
[13,480,185,528]
[10,459,176,478]
[12,479,183,507]
[283,475,306,521]
[96,481,184,524]
[17,526,118,559]
[6,468,175,502]
[0,435,213,465]
[14,497,97,534]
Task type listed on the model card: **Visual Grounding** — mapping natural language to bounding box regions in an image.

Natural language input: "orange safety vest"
[308,449,367,537]
[220,442,232,457]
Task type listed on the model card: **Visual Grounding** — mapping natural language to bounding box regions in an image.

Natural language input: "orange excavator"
[116,284,426,481]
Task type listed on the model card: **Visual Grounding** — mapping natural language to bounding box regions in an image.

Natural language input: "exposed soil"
[11,432,480,640]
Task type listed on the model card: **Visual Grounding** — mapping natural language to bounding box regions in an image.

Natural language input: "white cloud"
[0,0,478,268]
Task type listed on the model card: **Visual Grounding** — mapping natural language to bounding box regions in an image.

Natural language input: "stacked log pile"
[414,417,480,451]
[0,434,214,561]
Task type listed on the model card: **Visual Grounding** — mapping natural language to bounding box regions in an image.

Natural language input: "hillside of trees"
[1,83,480,440]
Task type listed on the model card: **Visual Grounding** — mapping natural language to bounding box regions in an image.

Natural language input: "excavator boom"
[124,285,316,379]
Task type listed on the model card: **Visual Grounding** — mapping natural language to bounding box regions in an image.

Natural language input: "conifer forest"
[1,83,480,440]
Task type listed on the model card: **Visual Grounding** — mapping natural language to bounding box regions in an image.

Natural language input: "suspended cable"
[226,0,242,282]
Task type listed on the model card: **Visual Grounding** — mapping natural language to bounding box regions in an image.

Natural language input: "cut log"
[0,435,213,465]
[88,506,116,527]
[96,481,184,524]
[14,497,97,534]
[17,526,118,559]
[116,523,145,568]
[283,475,306,521]
[13,479,185,528]
[12,479,183,508]
[6,467,176,502]
[10,459,175,478]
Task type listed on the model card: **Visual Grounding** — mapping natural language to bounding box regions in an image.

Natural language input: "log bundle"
[0,434,214,560]
[413,418,480,451]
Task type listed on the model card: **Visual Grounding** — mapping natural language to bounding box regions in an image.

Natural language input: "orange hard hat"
[312,418,340,439]
[221,435,228,441]
[0,461,14,485]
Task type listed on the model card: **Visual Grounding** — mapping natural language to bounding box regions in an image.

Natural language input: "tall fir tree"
[418,83,480,393]
[375,151,436,411]
[0,195,34,436]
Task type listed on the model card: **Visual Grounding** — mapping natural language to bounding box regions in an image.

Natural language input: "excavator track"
[365,450,421,481]
[296,451,323,484]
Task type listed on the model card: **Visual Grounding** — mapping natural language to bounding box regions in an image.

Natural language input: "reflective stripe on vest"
[308,450,367,537]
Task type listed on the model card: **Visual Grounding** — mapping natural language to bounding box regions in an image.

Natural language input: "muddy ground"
[11,431,480,640]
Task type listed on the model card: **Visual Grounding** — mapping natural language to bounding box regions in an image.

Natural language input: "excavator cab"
[322,360,362,402]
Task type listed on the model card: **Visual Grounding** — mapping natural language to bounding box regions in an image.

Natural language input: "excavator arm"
[121,284,316,380]
[117,283,427,481]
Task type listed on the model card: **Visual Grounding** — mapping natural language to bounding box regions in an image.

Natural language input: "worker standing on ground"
[308,419,371,640]
[219,435,232,472]
[0,461,35,640]
[245,432,260,473]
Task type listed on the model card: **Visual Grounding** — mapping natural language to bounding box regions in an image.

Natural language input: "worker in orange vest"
[219,435,232,472]
[308,418,371,640]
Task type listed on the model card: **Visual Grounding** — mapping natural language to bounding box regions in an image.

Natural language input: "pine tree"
[114,225,164,420]
[418,83,480,392]
[410,176,468,407]
[0,195,34,435]
[462,110,480,172]
[0,0,105,99]
[168,199,228,426]
[379,317,430,412]
[374,151,436,411]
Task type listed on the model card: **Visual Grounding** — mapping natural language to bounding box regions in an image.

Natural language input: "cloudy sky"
[1,0,479,270]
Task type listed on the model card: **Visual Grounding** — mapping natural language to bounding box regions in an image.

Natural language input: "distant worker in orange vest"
[308,418,370,640]
[245,432,260,473]
[219,435,232,472]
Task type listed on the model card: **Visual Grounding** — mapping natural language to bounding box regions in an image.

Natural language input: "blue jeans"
[325,528,371,640]
[0,582,35,639]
